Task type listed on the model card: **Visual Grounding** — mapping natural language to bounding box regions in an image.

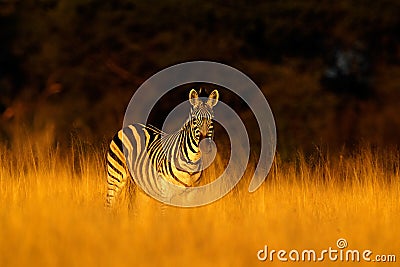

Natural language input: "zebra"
[106,89,219,207]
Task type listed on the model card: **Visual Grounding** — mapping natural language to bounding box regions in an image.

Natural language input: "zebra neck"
[179,120,201,163]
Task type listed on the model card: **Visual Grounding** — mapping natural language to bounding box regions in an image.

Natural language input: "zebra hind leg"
[105,164,128,208]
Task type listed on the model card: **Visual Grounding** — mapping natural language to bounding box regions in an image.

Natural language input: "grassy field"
[0,133,399,267]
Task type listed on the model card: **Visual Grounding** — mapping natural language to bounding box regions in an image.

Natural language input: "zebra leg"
[106,130,132,207]
[106,164,128,207]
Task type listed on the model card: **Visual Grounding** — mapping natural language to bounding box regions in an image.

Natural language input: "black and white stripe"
[106,89,219,206]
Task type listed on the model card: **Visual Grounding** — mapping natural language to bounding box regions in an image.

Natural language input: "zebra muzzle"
[199,138,217,169]
[199,138,212,153]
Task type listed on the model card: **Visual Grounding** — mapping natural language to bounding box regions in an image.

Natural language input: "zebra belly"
[159,169,201,187]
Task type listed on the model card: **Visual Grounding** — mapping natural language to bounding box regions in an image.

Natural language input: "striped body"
[106,89,219,207]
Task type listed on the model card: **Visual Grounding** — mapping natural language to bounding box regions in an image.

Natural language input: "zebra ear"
[189,89,199,106]
[206,90,219,107]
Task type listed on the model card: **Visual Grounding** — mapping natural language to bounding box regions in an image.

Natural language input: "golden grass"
[0,134,399,267]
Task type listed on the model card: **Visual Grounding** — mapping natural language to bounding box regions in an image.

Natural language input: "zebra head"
[188,89,219,142]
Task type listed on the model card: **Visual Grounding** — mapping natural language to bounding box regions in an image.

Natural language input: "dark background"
[1,0,399,158]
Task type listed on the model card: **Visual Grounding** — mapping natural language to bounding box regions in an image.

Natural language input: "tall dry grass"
[0,130,399,266]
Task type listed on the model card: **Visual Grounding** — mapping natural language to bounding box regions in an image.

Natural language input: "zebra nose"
[199,138,216,168]
[199,137,213,153]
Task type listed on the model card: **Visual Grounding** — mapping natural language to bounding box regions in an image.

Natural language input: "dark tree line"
[1,0,399,153]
